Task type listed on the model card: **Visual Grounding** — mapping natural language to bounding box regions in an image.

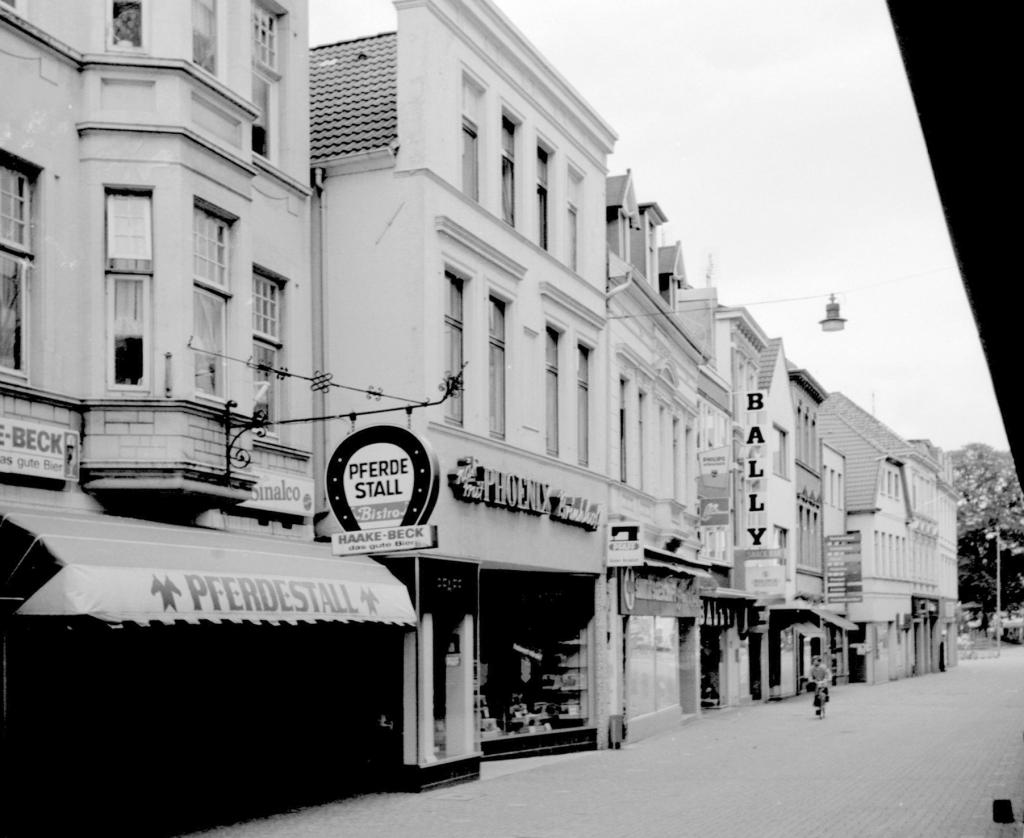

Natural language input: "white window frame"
[501,114,517,227]
[109,0,146,51]
[1,161,32,376]
[192,204,231,399]
[252,269,283,425]
[192,0,218,76]
[106,274,150,390]
[488,295,506,439]
[536,145,550,251]
[106,193,152,272]
[461,76,482,202]
[577,344,590,466]
[251,1,282,161]
[545,326,560,456]
[566,167,582,272]
[444,270,464,425]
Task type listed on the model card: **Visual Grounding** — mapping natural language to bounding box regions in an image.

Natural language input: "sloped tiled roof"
[757,338,783,391]
[606,174,630,207]
[310,33,397,162]
[819,392,911,511]
[658,243,681,276]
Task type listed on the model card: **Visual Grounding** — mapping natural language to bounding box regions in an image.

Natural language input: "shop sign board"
[744,558,786,597]
[824,533,863,603]
[742,391,768,547]
[325,425,440,532]
[698,473,730,526]
[607,522,643,566]
[239,469,315,516]
[448,456,603,531]
[18,564,415,624]
[331,524,438,556]
[618,567,700,618]
[698,446,731,476]
[0,415,80,482]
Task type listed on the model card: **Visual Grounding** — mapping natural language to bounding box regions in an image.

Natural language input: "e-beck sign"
[325,425,440,556]
[0,415,80,482]
[332,524,439,556]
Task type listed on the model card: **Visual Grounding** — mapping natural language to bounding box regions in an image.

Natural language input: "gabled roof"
[787,362,828,404]
[639,202,668,225]
[757,338,783,391]
[606,170,639,217]
[658,242,685,280]
[310,33,398,162]
[819,392,912,511]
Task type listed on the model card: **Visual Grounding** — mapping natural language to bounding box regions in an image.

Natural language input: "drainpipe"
[311,166,328,533]
[605,269,634,302]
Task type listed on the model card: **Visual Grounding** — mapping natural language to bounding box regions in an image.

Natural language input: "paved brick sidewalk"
[183,647,1024,838]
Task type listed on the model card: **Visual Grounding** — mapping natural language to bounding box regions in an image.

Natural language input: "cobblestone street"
[182,647,1024,838]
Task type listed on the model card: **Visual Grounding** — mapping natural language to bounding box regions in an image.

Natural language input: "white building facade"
[310,0,617,787]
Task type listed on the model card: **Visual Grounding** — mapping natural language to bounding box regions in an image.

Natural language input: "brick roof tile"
[310,33,398,162]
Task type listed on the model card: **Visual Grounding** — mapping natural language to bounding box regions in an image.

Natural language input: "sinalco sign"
[325,425,440,531]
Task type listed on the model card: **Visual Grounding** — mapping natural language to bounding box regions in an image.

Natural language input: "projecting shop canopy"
[0,508,415,626]
[765,603,857,632]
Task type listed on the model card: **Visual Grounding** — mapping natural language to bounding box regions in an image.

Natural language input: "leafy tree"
[952,443,1024,614]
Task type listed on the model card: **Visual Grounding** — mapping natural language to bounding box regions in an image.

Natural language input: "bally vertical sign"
[743,391,769,547]
[326,425,441,556]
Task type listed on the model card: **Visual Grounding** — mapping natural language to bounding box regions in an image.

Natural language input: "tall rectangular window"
[536,147,549,250]
[545,327,559,456]
[672,417,681,499]
[577,345,589,466]
[637,391,646,491]
[619,379,627,482]
[488,296,505,438]
[251,2,280,159]
[252,271,281,421]
[1,163,30,373]
[501,116,516,226]
[193,205,230,397]
[105,193,152,387]
[111,1,143,48]
[106,194,152,271]
[192,0,217,74]
[567,169,581,271]
[444,272,464,424]
[109,278,147,387]
[461,78,480,201]
[773,425,789,478]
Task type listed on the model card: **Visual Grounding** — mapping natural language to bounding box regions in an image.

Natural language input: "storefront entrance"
[478,570,596,759]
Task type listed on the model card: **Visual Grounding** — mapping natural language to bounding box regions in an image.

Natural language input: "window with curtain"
[461,78,481,201]
[545,327,559,455]
[105,193,151,387]
[577,345,589,466]
[192,0,217,73]
[536,146,549,250]
[567,169,581,271]
[111,0,143,48]
[489,296,505,438]
[252,270,282,422]
[501,116,516,226]
[1,163,31,373]
[193,205,230,396]
[444,272,464,424]
[251,2,280,159]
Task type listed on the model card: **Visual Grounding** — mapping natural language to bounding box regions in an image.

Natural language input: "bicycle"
[813,682,829,719]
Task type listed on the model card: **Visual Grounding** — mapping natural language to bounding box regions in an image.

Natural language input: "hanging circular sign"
[325,425,440,531]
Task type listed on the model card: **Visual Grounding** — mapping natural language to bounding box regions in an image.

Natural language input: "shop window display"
[626,615,679,719]
[478,572,593,740]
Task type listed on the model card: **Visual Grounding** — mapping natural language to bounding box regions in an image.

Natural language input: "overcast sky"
[309,0,1008,454]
